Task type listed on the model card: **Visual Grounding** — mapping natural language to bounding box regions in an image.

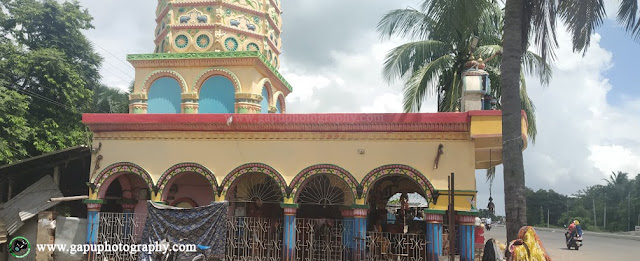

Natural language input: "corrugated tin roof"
[0,145,89,176]
[0,175,63,236]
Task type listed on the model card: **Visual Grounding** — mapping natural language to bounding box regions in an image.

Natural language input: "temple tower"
[128,0,290,114]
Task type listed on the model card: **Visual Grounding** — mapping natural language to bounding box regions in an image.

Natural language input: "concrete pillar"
[353,206,368,261]
[129,93,148,114]
[181,93,198,113]
[281,204,298,261]
[83,199,104,245]
[235,93,262,113]
[341,208,355,259]
[456,212,478,261]
[424,209,445,261]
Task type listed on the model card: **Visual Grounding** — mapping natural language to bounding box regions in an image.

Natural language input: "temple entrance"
[225,172,284,261]
[95,173,151,261]
[295,174,356,261]
[365,176,429,261]
[162,171,215,208]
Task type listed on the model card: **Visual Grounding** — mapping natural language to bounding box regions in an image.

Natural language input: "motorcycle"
[565,231,583,250]
[486,223,492,231]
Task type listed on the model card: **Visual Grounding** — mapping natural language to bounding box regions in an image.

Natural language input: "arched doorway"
[224,168,286,260]
[226,172,284,218]
[161,172,215,208]
[293,170,357,261]
[96,172,152,261]
[365,175,429,260]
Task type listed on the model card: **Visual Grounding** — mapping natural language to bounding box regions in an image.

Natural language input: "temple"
[82,1,527,260]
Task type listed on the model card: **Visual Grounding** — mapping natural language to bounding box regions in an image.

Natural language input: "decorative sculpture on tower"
[128,0,291,114]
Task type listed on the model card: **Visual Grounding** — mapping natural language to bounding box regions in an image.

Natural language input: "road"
[483,226,640,260]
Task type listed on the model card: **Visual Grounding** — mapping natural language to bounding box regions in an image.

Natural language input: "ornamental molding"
[194,67,243,93]
[127,51,292,92]
[141,70,189,94]
[86,121,471,134]
[92,131,471,141]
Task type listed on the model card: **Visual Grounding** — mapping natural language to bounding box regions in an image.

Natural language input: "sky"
[76,0,640,215]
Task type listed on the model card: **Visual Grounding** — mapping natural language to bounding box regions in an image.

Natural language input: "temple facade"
[82,1,527,261]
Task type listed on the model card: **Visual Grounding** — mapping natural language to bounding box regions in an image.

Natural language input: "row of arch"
[143,69,285,113]
[91,162,436,204]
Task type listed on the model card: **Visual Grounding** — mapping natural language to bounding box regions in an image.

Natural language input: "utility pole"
[448,173,456,261]
[628,190,631,232]
[604,193,607,229]
[593,198,597,227]
[547,208,550,228]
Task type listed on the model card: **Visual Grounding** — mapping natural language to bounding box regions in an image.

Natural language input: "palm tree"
[378,0,548,142]
[500,0,639,241]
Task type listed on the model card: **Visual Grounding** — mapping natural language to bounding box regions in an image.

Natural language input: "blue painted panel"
[276,98,282,113]
[260,87,269,113]
[148,77,182,113]
[199,76,235,113]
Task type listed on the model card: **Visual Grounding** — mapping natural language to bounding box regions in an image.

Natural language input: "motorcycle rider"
[485,217,492,231]
[565,220,580,242]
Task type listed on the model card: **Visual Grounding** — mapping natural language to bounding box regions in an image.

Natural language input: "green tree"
[0,0,105,163]
[498,0,639,240]
[378,0,548,143]
[92,84,130,113]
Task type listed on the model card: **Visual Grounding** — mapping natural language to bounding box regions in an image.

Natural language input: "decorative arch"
[92,162,155,197]
[257,78,273,113]
[156,163,218,198]
[193,68,242,94]
[290,164,358,202]
[141,70,188,94]
[360,164,435,201]
[220,163,287,197]
[273,91,286,113]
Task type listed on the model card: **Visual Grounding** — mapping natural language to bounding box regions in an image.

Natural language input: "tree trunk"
[501,0,528,242]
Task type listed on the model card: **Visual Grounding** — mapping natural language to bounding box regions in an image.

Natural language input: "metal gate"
[95,212,147,261]
[365,232,427,261]
[295,218,355,261]
[226,217,283,261]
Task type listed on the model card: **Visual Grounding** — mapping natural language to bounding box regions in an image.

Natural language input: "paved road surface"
[483,226,640,260]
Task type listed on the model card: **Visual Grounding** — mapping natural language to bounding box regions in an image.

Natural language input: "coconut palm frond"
[402,54,454,112]
[617,0,640,41]
[523,51,553,86]
[520,69,537,142]
[378,8,434,40]
[558,0,605,54]
[382,40,451,83]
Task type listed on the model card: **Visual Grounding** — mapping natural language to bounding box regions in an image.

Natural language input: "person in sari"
[505,226,551,261]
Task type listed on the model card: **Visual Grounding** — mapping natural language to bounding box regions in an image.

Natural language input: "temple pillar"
[129,93,147,114]
[341,208,355,259]
[456,212,478,261]
[353,205,368,261]
[281,204,298,261]
[83,199,104,245]
[181,93,198,114]
[235,93,262,113]
[424,209,445,261]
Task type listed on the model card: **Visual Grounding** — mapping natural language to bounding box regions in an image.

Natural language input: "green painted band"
[127,51,293,91]
[456,210,479,216]
[280,203,299,208]
[423,209,446,214]
[82,199,105,204]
